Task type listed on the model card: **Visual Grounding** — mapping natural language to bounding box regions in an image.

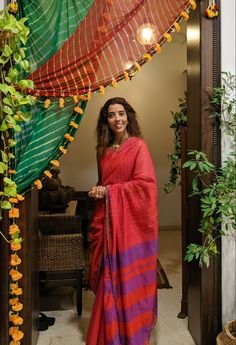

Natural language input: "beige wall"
[60,31,186,227]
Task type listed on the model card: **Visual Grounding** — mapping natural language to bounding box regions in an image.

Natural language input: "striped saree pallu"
[87,137,158,345]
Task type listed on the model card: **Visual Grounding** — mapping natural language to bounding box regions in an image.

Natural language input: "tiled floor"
[37,230,195,345]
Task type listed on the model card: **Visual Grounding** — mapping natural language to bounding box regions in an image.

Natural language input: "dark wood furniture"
[38,213,84,316]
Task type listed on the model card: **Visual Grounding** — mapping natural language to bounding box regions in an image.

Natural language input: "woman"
[87,97,158,345]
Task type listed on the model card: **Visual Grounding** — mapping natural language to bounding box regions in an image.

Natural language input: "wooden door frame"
[186,0,221,344]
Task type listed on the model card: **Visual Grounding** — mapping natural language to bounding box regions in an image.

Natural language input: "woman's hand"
[88,185,106,199]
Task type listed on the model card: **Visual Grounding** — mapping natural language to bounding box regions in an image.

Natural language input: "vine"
[184,72,236,267]
[0,5,35,344]
[164,93,187,193]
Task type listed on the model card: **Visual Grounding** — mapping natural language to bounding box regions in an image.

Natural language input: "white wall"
[221,0,236,326]
[60,30,187,228]
[0,0,6,10]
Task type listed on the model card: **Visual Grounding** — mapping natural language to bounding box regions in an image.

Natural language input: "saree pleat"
[87,137,158,345]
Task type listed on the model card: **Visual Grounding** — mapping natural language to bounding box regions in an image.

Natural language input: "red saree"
[87,137,158,345]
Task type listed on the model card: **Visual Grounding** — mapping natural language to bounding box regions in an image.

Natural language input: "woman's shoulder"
[130,136,146,148]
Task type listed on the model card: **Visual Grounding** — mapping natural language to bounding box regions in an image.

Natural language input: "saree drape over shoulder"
[87,137,158,345]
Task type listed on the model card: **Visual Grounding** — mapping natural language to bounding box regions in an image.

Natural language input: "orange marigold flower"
[44,99,51,108]
[8,2,18,13]
[44,170,52,178]
[64,133,74,142]
[134,62,141,72]
[9,315,24,326]
[163,33,172,42]
[174,22,181,32]
[9,269,23,281]
[9,224,20,236]
[99,85,105,95]
[74,106,83,114]
[9,198,18,203]
[10,283,18,290]
[16,194,25,201]
[59,98,64,108]
[9,341,21,345]
[87,91,92,100]
[34,179,43,189]
[59,146,67,155]
[11,302,23,312]
[181,11,189,21]
[10,254,22,267]
[124,71,129,81]
[69,121,79,129]
[9,298,19,306]
[112,79,118,88]
[10,242,21,251]
[9,208,19,219]
[50,160,60,167]
[9,327,24,341]
[189,0,197,10]
[11,287,23,296]
[8,169,16,174]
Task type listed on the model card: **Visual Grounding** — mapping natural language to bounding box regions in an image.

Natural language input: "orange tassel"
[44,170,52,178]
[134,62,141,72]
[44,99,51,108]
[87,90,92,100]
[189,0,197,10]
[69,121,79,129]
[163,33,172,42]
[50,160,60,167]
[64,133,74,142]
[99,85,105,95]
[181,11,189,21]
[73,95,79,103]
[34,179,43,189]
[59,146,67,155]
[59,98,64,108]
[174,22,181,32]
[124,71,129,81]
[155,43,161,53]
[112,79,118,88]
[142,53,152,61]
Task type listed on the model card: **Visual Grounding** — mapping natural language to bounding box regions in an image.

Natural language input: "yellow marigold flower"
[9,298,19,306]
[59,98,64,108]
[9,315,24,326]
[135,62,141,72]
[155,43,161,53]
[174,22,181,32]
[189,0,197,10]
[12,302,23,312]
[10,254,22,267]
[79,95,87,101]
[9,198,18,203]
[44,170,52,178]
[74,106,83,114]
[16,194,25,201]
[99,85,105,95]
[112,79,118,88]
[59,146,67,155]
[181,11,189,21]
[9,208,19,219]
[8,169,16,174]
[50,160,60,167]
[163,33,172,42]
[69,121,79,129]
[10,283,18,290]
[10,242,21,251]
[142,53,152,61]
[44,99,51,108]
[87,90,92,100]
[9,327,24,341]
[64,133,74,142]
[8,2,18,13]
[34,179,43,189]
[11,287,23,296]
[73,95,79,103]
[9,224,20,236]
[9,269,23,281]
[124,71,129,81]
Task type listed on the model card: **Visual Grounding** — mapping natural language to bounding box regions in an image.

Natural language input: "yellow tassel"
[64,133,74,142]
[87,90,92,100]
[59,98,64,108]
[142,53,152,61]
[112,79,118,88]
[155,43,161,53]
[124,71,129,81]
[73,95,79,103]
[74,106,83,114]
[59,146,67,155]
[181,11,189,21]
[99,85,105,95]
[134,62,141,72]
[79,95,87,101]
[163,33,172,42]
[174,22,181,32]
[50,160,60,167]
[189,0,197,10]
[44,99,51,109]
[69,121,79,129]
[44,170,52,178]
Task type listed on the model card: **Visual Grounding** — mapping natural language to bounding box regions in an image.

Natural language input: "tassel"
[34,179,43,189]
[180,11,189,21]
[87,90,92,100]
[44,99,51,108]
[189,0,197,10]
[79,95,87,101]
[64,133,74,142]
[174,22,181,32]
[134,62,141,72]
[73,95,79,103]
[112,79,118,88]
[155,43,161,53]
[59,98,64,108]
[142,53,152,61]
[59,146,67,155]
[44,170,52,178]
[50,160,60,167]
[74,106,83,114]
[124,71,129,81]
[69,121,79,129]
[163,33,172,42]
[99,85,105,95]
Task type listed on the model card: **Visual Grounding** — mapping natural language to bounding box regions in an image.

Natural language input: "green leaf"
[190,162,197,170]
[8,139,17,147]
[4,185,17,197]
[3,177,16,186]
[3,105,13,115]
[17,79,34,89]
[0,162,8,173]
[0,83,9,94]
[2,44,13,57]
[1,150,9,163]
[183,161,192,168]
[0,121,8,131]
[13,52,21,64]
[0,200,12,209]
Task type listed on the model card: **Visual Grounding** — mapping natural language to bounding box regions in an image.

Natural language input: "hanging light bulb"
[136,23,158,45]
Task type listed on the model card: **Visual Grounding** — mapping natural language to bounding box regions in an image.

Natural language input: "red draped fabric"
[87,137,158,345]
[27,0,192,97]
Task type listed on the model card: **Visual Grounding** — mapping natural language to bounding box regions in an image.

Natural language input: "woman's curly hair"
[96,97,142,158]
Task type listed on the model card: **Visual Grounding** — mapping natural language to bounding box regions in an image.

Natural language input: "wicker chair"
[38,214,84,316]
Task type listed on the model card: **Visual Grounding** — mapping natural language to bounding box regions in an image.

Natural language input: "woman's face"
[107,103,128,136]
